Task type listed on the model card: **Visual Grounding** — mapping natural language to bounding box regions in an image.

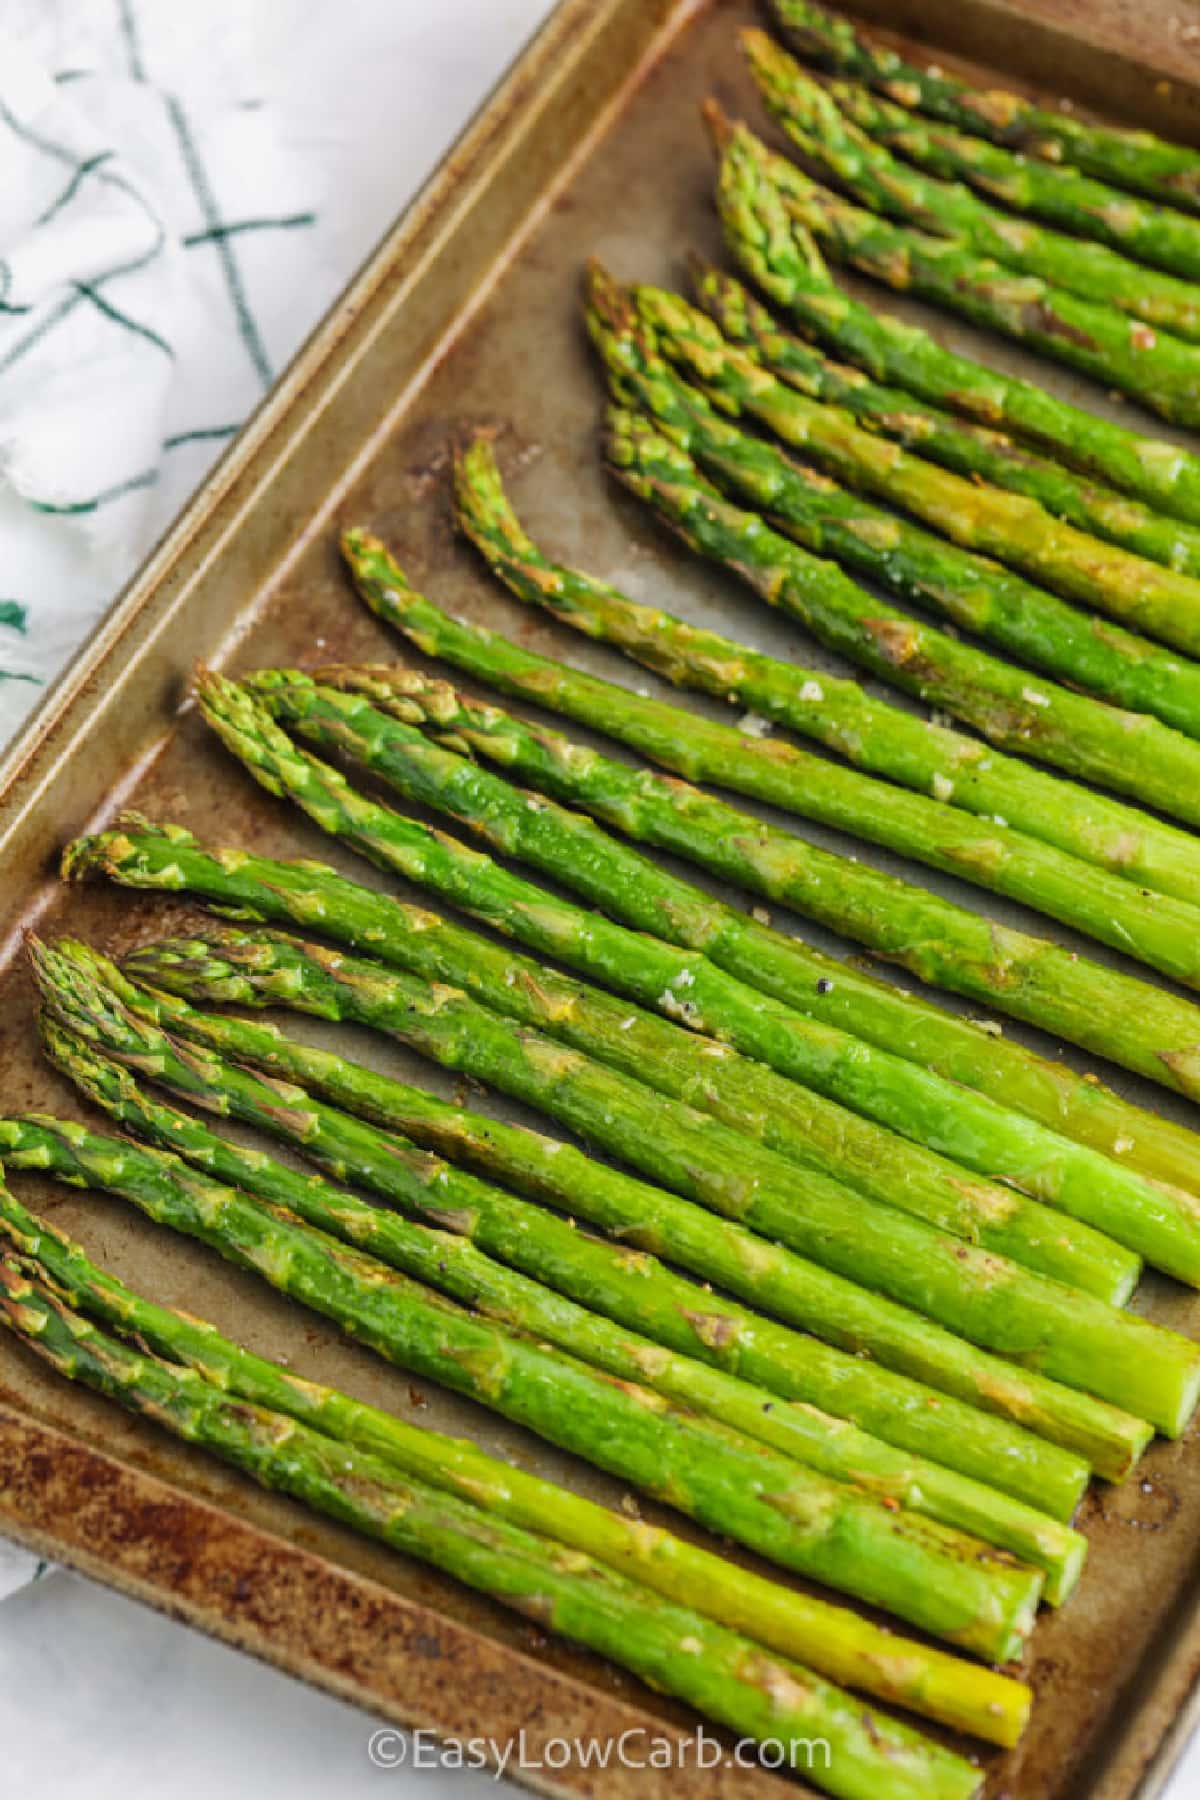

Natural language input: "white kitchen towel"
[0,0,336,745]
[0,0,558,748]
[0,0,556,1600]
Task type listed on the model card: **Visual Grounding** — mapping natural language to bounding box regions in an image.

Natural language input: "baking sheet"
[3,1,1200,1792]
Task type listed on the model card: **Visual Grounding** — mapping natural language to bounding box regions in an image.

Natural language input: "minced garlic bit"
[931,772,954,802]
[737,709,771,737]
[798,679,824,703]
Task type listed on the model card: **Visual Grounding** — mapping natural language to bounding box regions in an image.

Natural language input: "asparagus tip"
[700,96,735,154]
[583,260,638,341]
[450,426,500,499]
[24,932,55,998]
[192,664,226,707]
[740,23,778,63]
[339,524,385,566]
[451,427,545,573]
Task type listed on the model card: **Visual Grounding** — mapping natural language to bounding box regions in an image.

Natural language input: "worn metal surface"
[3,0,1200,1792]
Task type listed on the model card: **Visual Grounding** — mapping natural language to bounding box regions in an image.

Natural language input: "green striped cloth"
[0,0,322,744]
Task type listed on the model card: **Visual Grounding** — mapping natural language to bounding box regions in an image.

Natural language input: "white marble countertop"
[1,3,1199,1795]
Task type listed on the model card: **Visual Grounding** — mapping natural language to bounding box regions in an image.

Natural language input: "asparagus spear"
[0,1192,1030,1748]
[100,937,1095,1514]
[294,670,1200,1268]
[605,275,1200,730]
[372,476,1200,1129]
[37,1008,1151,1512]
[204,667,1200,1310]
[767,0,1200,213]
[0,1113,1046,1659]
[712,112,1200,524]
[35,980,1087,1604]
[444,445,1200,1076]
[746,32,1200,345]
[0,1266,986,1797]
[695,263,1200,583]
[824,78,1200,287]
[447,444,1200,903]
[451,418,1200,926]
[75,811,1200,1277]
[319,664,1200,1202]
[726,117,1200,428]
[61,835,1158,1483]
[103,666,1200,1439]
[44,972,1151,1490]
[606,406,1200,914]
[342,532,1200,1187]
[213,683,1172,1293]
[119,872,1135,1310]
[117,872,1134,1307]
[244,667,1200,1300]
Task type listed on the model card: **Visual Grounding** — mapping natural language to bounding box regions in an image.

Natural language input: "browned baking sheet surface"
[4,1,1200,1793]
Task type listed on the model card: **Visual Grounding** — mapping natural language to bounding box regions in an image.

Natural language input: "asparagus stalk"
[695,262,1200,583]
[767,0,1200,213]
[445,443,1200,1074]
[823,78,1200,288]
[41,946,1157,1485]
[0,1192,1030,1747]
[117,873,1134,1307]
[205,666,1200,1320]
[773,145,1200,423]
[712,111,1200,525]
[104,666,1200,1438]
[63,846,1151,1490]
[725,114,1200,429]
[606,275,1200,732]
[0,1114,1046,1659]
[75,812,1200,1284]
[608,392,1200,812]
[450,413,1200,915]
[297,674,1200,1268]
[746,32,1200,345]
[602,399,1200,825]
[0,1267,986,1797]
[108,941,1093,1515]
[446,448,1200,905]
[35,979,1086,1604]
[119,851,1135,1310]
[219,686,1167,1296]
[246,666,1200,1301]
[386,471,1200,1127]
[320,660,1200,1081]
[341,534,1200,1193]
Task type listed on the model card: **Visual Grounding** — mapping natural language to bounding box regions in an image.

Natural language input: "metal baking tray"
[4,1,1200,1792]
